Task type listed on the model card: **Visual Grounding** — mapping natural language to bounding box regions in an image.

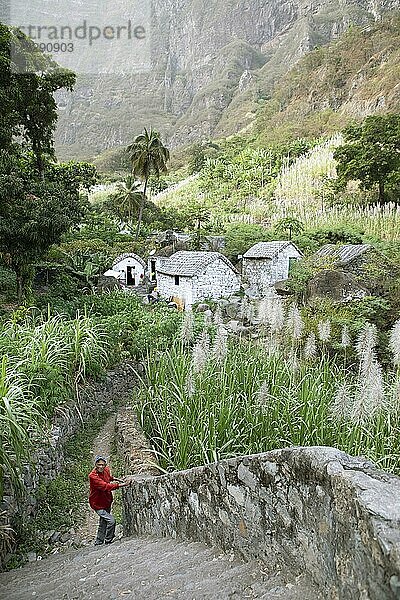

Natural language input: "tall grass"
[137,338,400,475]
[0,312,110,503]
[0,357,44,500]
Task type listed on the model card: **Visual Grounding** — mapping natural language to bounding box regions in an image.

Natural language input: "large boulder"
[307,269,368,302]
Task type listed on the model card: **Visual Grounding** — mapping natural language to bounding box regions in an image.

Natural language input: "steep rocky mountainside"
[255,15,400,144]
[54,0,400,160]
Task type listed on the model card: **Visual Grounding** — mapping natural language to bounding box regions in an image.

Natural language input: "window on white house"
[174,275,180,285]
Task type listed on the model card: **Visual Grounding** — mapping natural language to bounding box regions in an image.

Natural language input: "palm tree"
[110,175,144,231]
[127,128,170,240]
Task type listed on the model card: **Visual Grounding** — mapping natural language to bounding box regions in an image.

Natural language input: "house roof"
[112,253,146,269]
[157,251,239,277]
[316,244,371,265]
[243,241,302,259]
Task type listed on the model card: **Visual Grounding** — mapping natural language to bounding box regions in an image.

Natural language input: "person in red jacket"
[89,455,130,546]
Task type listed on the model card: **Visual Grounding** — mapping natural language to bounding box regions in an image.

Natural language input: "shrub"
[223,223,272,261]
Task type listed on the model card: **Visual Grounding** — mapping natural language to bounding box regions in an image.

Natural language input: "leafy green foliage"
[223,223,272,260]
[0,266,17,305]
[292,224,364,254]
[334,114,400,203]
[0,24,75,169]
[0,153,93,299]
[0,26,98,300]
[274,217,304,240]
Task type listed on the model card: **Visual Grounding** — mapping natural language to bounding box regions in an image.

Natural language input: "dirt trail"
[79,413,120,546]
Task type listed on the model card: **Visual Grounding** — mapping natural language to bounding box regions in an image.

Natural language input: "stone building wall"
[123,446,400,600]
[157,273,193,304]
[243,247,301,294]
[191,260,240,303]
[157,259,240,307]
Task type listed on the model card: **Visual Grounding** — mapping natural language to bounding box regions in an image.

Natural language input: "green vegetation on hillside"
[256,16,400,144]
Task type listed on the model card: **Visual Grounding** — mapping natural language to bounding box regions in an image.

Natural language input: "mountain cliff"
[255,14,400,144]
[54,0,400,160]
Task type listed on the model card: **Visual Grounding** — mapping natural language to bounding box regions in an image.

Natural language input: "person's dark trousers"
[95,509,116,544]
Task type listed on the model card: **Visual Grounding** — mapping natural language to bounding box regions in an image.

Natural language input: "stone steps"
[0,535,319,599]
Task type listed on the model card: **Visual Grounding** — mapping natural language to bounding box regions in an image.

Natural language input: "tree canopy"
[334,114,400,204]
[0,25,96,300]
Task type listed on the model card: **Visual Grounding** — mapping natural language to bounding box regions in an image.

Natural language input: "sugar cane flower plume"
[285,303,304,341]
[351,322,386,423]
[389,319,400,368]
[192,330,210,374]
[258,289,284,333]
[203,311,212,326]
[340,324,351,348]
[258,297,269,327]
[213,325,229,364]
[304,332,317,360]
[317,320,331,343]
[185,368,196,397]
[269,293,285,334]
[331,381,352,421]
[180,309,194,345]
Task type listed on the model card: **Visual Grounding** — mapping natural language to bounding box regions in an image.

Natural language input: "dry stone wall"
[0,361,139,570]
[123,446,400,600]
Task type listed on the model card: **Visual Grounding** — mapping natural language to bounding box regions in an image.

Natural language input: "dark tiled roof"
[316,244,371,265]
[157,251,238,277]
[243,241,302,259]
[112,253,146,269]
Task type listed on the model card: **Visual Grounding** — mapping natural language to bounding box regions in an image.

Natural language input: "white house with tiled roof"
[242,241,303,294]
[156,251,240,307]
[108,253,147,287]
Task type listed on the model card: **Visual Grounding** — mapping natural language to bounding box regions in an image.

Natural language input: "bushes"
[0,266,17,304]
[223,223,272,260]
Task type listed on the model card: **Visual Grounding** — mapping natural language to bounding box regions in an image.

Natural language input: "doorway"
[127,266,135,286]
[150,260,156,281]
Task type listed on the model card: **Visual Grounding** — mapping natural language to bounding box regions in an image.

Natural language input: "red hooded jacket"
[89,465,119,511]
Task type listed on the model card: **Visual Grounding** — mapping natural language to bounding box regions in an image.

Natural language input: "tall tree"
[0,155,97,300]
[0,25,75,172]
[105,175,144,231]
[334,114,400,204]
[274,217,304,240]
[0,25,95,300]
[127,128,169,240]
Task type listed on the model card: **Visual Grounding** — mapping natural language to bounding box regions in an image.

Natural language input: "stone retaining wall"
[0,361,139,569]
[123,446,400,600]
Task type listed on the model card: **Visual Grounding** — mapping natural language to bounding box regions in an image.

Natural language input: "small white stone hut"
[156,251,240,308]
[108,253,146,287]
[242,241,303,294]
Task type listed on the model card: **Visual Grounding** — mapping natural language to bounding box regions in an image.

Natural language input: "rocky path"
[79,413,120,546]
[43,413,124,553]
[0,535,318,599]
[1,406,321,598]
